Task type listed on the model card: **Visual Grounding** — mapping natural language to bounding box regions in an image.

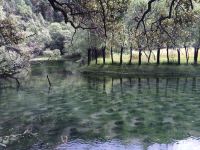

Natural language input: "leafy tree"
[0,16,29,84]
[15,0,32,17]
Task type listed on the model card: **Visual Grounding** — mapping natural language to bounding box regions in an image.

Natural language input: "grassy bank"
[81,64,200,77]
[92,48,200,65]
[81,48,200,77]
[30,55,80,63]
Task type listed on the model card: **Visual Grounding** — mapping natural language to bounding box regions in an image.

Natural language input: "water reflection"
[183,78,188,92]
[138,78,142,94]
[174,78,178,92]
[192,78,196,91]
[156,78,159,94]
[56,138,200,150]
[1,62,200,149]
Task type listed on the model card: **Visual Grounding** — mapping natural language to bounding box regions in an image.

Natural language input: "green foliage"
[0,5,5,19]
[64,29,88,57]
[2,0,200,63]
[0,46,30,77]
[15,0,32,17]
[0,17,25,46]
[47,22,73,54]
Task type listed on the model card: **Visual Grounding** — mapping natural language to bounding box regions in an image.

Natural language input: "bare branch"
[136,0,157,29]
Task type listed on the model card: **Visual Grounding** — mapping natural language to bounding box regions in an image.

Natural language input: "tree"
[15,0,33,17]
[0,16,29,85]
[45,0,200,65]
[48,0,130,63]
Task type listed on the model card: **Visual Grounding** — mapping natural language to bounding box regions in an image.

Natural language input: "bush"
[0,5,5,19]
[48,22,73,55]
[16,0,32,17]
[0,46,30,77]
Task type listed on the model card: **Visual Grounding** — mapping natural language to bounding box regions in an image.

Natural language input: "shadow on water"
[1,61,200,149]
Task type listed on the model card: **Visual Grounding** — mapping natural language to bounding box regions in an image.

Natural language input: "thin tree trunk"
[147,51,152,63]
[184,45,189,64]
[94,48,98,64]
[138,48,142,65]
[102,46,106,65]
[166,45,169,64]
[157,47,160,65]
[120,45,123,65]
[60,49,64,55]
[88,48,91,65]
[194,47,199,65]
[129,45,133,64]
[194,47,196,65]
[110,46,114,64]
[177,48,180,65]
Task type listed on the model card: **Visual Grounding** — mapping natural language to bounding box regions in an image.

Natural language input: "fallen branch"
[47,75,52,87]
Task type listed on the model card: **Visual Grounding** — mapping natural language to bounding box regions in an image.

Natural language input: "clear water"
[1,61,200,150]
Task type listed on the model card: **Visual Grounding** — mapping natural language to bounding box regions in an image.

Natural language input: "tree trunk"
[177,48,180,65]
[120,45,123,65]
[102,46,106,65]
[60,49,64,55]
[184,45,189,65]
[129,45,133,64]
[110,46,114,64]
[166,45,169,64]
[94,48,98,64]
[194,47,199,65]
[138,48,142,65]
[157,47,160,65]
[147,51,152,63]
[88,48,91,65]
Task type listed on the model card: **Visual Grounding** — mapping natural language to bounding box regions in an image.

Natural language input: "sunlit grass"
[83,48,200,77]
[91,48,200,65]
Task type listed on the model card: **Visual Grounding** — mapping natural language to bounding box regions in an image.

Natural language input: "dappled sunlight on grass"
[91,48,200,65]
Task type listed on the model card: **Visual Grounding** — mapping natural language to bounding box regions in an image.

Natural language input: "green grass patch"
[81,49,200,77]
[90,49,200,65]
[81,64,200,77]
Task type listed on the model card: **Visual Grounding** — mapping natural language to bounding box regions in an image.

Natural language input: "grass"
[91,48,200,65]
[81,64,200,77]
[81,48,200,77]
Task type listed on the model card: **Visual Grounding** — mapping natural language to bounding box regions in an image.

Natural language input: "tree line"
[48,0,200,65]
[1,0,200,83]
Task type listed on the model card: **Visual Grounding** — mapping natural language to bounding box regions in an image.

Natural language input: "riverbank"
[30,55,81,63]
[30,57,64,62]
[80,64,200,77]
[30,56,200,77]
